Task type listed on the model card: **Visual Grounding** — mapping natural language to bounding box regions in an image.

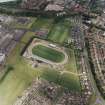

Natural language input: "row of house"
[88,39,105,96]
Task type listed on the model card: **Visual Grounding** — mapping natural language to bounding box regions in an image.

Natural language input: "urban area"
[0,0,105,105]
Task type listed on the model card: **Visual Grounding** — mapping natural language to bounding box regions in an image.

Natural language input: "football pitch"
[48,20,70,44]
[32,45,65,63]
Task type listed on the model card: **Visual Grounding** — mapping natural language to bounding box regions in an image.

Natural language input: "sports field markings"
[32,44,65,63]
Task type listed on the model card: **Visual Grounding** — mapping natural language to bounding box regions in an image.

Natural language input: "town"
[0,0,105,105]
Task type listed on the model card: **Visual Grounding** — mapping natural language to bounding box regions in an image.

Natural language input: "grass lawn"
[20,31,35,44]
[0,42,42,105]
[32,45,65,63]
[42,69,81,92]
[48,20,70,44]
[64,49,77,73]
[31,17,53,30]
[60,73,81,92]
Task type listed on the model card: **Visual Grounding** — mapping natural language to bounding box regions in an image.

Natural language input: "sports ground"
[32,45,65,63]
[0,17,81,105]
[48,21,69,44]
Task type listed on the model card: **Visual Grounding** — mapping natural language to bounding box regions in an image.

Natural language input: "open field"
[60,73,81,92]
[0,42,42,105]
[42,69,81,92]
[20,31,35,43]
[48,20,70,44]
[32,45,65,63]
[64,49,77,73]
[31,18,53,30]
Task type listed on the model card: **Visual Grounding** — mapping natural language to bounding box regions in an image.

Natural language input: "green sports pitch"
[48,20,70,44]
[32,45,65,63]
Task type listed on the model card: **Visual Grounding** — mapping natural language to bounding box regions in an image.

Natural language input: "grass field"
[64,49,77,73]
[48,20,70,44]
[31,18,53,30]
[32,45,65,63]
[20,31,35,43]
[42,69,81,92]
[0,42,42,105]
